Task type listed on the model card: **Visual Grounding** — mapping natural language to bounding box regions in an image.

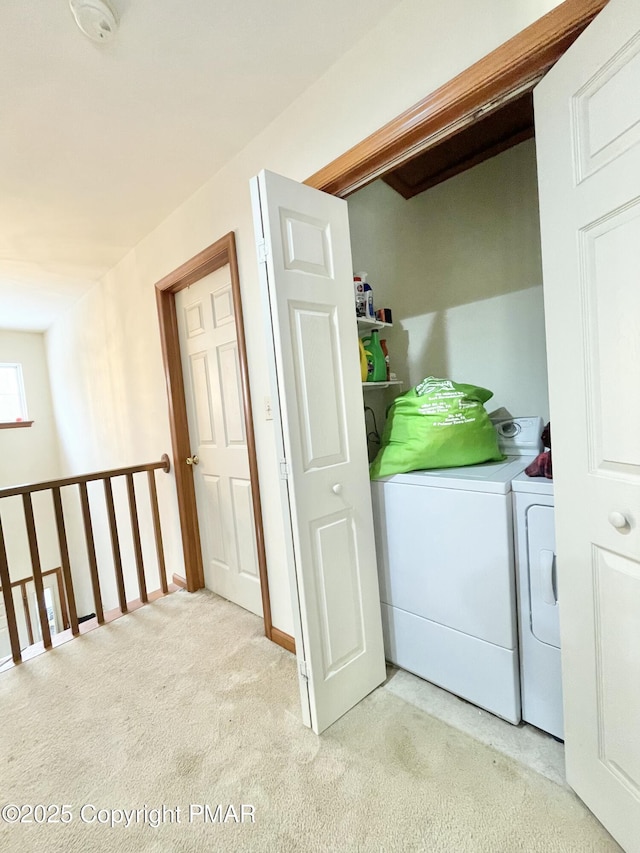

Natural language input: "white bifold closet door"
[535,0,640,849]
[251,169,386,735]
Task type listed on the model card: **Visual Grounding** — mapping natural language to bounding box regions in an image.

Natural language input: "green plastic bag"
[370,377,504,479]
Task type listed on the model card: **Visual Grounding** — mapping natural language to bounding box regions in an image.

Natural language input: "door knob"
[332,483,342,495]
[608,511,628,530]
[186,455,200,466]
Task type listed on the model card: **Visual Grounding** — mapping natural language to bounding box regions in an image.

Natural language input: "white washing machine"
[512,470,563,739]
[371,417,542,724]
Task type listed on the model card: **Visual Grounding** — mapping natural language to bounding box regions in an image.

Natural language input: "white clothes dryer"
[512,471,563,739]
[371,417,543,724]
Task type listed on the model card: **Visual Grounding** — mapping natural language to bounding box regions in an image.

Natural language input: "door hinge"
[299,660,309,682]
[257,239,269,263]
[279,460,289,480]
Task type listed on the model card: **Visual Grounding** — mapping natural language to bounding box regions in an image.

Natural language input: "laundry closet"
[253,8,639,841]
[345,136,563,739]
[348,137,549,456]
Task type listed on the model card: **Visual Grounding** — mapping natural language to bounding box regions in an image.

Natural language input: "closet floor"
[384,665,566,786]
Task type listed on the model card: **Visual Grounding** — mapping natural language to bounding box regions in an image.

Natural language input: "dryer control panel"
[494,416,544,455]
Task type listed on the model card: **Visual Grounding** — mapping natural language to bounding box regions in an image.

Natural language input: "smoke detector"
[69,0,119,43]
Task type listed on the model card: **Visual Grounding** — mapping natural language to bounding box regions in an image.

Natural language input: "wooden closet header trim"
[305,0,609,197]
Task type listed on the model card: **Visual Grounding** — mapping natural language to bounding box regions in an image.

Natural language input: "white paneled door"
[536,0,640,848]
[176,267,262,617]
[251,170,386,734]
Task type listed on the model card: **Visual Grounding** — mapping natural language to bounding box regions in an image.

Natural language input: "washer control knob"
[500,421,519,437]
[608,511,628,530]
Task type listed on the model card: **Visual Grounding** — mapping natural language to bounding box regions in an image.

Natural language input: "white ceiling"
[0,0,403,332]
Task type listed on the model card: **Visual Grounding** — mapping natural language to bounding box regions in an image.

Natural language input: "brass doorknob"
[186,455,199,466]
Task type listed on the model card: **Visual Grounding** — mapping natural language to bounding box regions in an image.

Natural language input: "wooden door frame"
[306,0,608,197]
[155,232,274,641]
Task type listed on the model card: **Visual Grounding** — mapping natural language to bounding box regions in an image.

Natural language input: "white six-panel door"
[535,0,640,848]
[176,267,263,616]
[251,169,386,734]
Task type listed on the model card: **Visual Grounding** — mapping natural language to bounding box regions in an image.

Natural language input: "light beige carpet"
[0,590,620,853]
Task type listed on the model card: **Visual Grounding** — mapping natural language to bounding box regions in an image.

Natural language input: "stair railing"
[0,455,171,665]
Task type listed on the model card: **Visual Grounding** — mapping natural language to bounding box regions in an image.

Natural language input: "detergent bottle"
[380,339,390,381]
[358,337,368,382]
[361,330,387,382]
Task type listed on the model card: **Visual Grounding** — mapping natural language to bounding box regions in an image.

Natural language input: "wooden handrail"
[0,454,171,500]
[0,455,172,666]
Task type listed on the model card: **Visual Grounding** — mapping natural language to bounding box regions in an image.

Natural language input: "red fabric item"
[525,451,552,478]
[524,422,552,479]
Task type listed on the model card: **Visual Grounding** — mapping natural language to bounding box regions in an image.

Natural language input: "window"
[0,363,30,426]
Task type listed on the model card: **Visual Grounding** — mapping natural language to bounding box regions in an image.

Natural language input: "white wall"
[0,331,61,487]
[348,140,550,442]
[45,0,563,636]
[45,258,182,616]
[0,331,67,651]
[0,330,62,578]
